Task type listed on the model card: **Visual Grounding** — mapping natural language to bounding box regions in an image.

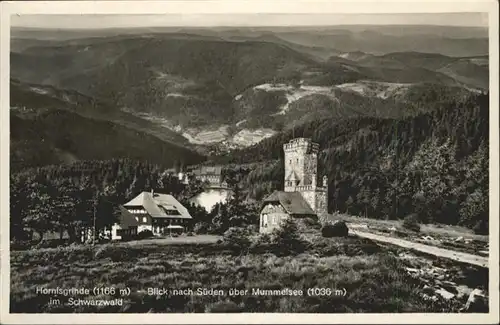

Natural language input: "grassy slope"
[10,236,464,313]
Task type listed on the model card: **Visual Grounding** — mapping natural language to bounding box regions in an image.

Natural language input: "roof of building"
[116,205,139,228]
[262,191,316,215]
[124,191,192,219]
[191,165,222,176]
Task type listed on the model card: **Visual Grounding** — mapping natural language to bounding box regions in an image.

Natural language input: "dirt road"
[350,229,489,268]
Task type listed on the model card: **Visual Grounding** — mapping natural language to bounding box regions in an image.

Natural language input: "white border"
[1,1,498,324]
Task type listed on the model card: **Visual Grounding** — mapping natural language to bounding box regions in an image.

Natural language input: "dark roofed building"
[260,191,317,233]
[190,165,224,187]
[111,205,139,240]
[120,190,192,236]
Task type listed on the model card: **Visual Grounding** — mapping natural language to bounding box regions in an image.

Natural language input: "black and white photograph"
[1,0,498,323]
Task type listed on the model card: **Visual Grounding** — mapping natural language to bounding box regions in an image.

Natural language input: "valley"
[10,25,488,162]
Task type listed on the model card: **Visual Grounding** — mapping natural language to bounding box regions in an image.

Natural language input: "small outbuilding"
[111,205,139,240]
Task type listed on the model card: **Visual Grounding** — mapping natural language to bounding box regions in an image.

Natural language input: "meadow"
[10,234,464,313]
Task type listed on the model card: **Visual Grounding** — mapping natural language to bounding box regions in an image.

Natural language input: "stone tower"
[283,138,328,216]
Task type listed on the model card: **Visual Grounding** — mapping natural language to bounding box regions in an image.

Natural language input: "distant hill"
[10,80,205,171]
[10,29,488,151]
[337,51,489,90]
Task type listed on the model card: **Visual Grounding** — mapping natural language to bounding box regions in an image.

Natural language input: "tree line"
[10,159,207,243]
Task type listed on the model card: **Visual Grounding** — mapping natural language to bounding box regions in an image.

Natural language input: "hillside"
[212,92,489,230]
[10,80,205,171]
[338,51,489,90]
[10,110,205,172]
[10,28,488,153]
[10,78,193,147]
[176,25,488,57]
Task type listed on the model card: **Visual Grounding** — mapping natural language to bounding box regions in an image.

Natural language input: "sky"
[11,13,488,29]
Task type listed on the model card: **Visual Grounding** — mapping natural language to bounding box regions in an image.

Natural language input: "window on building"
[143,217,147,223]
[262,214,268,227]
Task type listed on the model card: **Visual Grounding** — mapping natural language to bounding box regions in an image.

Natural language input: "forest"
[10,90,490,244]
[10,160,198,243]
[213,92,489,233]
[9,159,259,245]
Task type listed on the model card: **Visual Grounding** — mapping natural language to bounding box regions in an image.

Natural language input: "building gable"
[262,191,315,216]
[124,191,192,220]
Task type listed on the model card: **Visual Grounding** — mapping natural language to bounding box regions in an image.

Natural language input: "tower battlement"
[283,138,319,154]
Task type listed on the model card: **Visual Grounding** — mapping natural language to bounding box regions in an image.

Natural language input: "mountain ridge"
[10,28,489,163]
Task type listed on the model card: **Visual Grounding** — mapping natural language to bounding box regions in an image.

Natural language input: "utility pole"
[93,195,97,246]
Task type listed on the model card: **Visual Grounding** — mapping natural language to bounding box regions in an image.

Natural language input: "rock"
[435,288,455,300]
[455,236,464,242]
[422,293,438,302]
[321,221,349,237]
[455,285,473,299]
[440,281,458,294]
[461,288,488,312]
[420,278,431,285]
[389,226,397,231]
[422,235,435,241]
[405,267,420,276]
[422,285,434,294]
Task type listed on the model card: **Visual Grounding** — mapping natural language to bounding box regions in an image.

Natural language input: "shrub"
[402,214,421,232]
[94,245,130,262]
[321,221,349,237]
[270,218,307,255]
[245,224,259,234]
[257,232,271,244]
[249,232,273,253]
[302,216,322,229]
[223,227,251,254]
[136,229,154,240]
[205,300,243,313]
[473,219,488,235]
[194,222,210,235]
